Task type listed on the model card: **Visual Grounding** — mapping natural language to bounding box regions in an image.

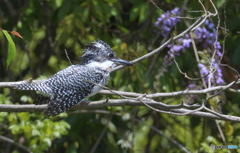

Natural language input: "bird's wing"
[45,65,106,91]
[45,90,79,116]
[14,65,81,95]
[45,65,107,116]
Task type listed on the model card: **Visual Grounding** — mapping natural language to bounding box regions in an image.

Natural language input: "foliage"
[0,0,240,153]
[0,91,70,153]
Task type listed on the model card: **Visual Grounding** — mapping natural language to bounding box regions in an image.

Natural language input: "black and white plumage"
[14,40,131,116]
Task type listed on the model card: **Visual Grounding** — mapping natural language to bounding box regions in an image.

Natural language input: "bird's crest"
[80,40,114,64]
[83,40,112,54]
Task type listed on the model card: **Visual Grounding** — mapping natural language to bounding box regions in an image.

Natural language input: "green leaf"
[43,138,52,146]
[216,0,226,7]
[9,124,20,134]
[2,30,16,67]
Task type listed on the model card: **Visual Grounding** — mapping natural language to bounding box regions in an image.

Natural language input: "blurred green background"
[0,0,240,153]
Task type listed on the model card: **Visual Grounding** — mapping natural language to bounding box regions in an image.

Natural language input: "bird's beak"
[111,58,132,66]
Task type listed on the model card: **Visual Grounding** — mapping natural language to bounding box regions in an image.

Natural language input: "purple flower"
[171,8,180,14]
[205,19,215,31]
[171,45,183,52]
[198,63,208,76]
[163,34,192,64]
[154,8,181,37]
[193,21,223,60]
[188,83,196,89]
[182,39,191,48]
[216,77,224,84]
[213,61,224,84]
[157,9,224,85]
[198,61,224,85]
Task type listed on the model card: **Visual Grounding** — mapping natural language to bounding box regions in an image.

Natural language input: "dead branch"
[0,99,240,122]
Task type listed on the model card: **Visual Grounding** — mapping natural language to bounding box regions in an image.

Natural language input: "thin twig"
[150,126,190,153]
[173,58,209,81]
[0,135,32,153]
[64,49,73,65]
[89,127,107,153]
[99,80,240,98]
[113,16,204,71]
[181,102,205,115]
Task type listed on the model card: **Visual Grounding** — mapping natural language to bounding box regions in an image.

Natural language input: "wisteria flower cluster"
[164,34,191,59]
[154,8,181,37]
[155,8,224,85]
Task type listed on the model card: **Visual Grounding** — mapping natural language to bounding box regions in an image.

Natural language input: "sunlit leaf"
[43,138,52,146]
[2,30,16,67]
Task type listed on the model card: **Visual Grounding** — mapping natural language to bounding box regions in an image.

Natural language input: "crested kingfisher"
[12,40,132,116]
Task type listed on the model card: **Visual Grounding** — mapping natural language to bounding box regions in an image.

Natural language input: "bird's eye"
[108,53,114,58]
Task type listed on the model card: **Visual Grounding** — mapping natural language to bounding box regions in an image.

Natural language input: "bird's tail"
[0,80,51,94]
[15,80,41,90]
[0,81,26,88]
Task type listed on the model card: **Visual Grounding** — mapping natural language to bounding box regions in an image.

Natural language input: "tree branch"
[99,80,240,98]
[113,16,204,71]
[1,99,240,122]
[0,135,32,153]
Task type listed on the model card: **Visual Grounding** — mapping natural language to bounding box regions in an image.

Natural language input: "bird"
[9,40,132,116]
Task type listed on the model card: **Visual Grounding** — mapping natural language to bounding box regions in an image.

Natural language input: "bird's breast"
[86,60,115,72]
[90,74,109,97]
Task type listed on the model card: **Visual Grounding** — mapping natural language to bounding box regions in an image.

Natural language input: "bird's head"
[81,40,131,71]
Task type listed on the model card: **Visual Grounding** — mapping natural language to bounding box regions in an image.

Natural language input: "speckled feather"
[16,64,109,116]
[15,40,114,116]
[44,65,109,115]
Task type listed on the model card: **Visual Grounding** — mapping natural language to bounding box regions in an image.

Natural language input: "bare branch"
[150,126,190,153]
[1,80,238,100]
[64,49,73,65]
[113,16,204,71]
[0,135,32,153]
[0,99,240,122]
[0,104,47,112]
[99,80,240,98]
